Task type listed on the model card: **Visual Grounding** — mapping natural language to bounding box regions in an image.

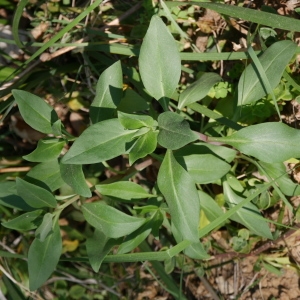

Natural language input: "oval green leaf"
[90,61,123,123]
[210,122,300,163]
[178,73,221,109]
[238,40,297,106]
[35,213,53,242]
[158,112,197,150]
[61,119,137,165]
[82,202,146,238]
[28,222,62,291]
[157,150,200,243]
[139,15,181,100]
[176,153,231,184]
[16,178,57,208]
[23,138,65,162]
[118,111,155,129]
[12,89,59,134]
[96,181,152,200]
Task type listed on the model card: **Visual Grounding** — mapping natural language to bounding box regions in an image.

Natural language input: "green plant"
[2,1,300,297]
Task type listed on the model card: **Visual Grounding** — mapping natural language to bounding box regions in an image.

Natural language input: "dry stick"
[0,1,142,90]
[0,166,31,173]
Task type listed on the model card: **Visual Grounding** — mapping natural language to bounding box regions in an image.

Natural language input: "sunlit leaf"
[90,61,123,123]
[139,15,181,100]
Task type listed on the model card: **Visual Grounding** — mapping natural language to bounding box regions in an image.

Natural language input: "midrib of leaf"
[24,185,53,207]
[83,205,140,227]
[21,95,51,126]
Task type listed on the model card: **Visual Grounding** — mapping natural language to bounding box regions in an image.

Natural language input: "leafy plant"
[1,1,300,297]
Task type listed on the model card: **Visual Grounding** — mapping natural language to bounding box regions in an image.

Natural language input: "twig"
[0,166,31,173]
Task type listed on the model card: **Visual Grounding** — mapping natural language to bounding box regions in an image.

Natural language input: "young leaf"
[118,111,155,129]
[90,61,123,123]
[139,15,181,100]
[35,213,53,242]
[176,154,231,184]
[28,222,62,291]
[61,119,137,165]
[86,229,121,272]
[157,150,200,243]
[12,89,59,134]
[178,73,221,109]
[25,159,64,192]
[23,138,65,162]
[238,41,297,106]
[223,181,273,239]
[60,163,92,198]
[158,112,197,150]
[2,210,43,231]
[129,130,158,165]
[82,202,146,238]
[16,178,57,208]
[209,122,300,163]
[96,181,152,200]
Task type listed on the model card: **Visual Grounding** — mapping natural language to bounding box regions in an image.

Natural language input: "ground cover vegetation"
[1,0,300,299]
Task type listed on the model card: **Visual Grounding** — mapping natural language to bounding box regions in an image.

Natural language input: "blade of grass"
[246,45,281,119]
[188,103,243,130]
[12,0,28,50]
[167,2,300,32]
[24,0,103,65]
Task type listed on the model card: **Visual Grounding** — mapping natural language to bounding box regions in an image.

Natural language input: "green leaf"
[35,213,53,242]
[259,161,300,196]
[223,181,272,239]
[178,73,221,109]
[238,41,297,106]
[60,163,92,198]
[158,112,197,150]
[12,89,59,134]
[28,222,62,291]
[118,111,155,129]
[23,138,65,162]
[61,119,137,164]
[86,230,121,272]
[175,142,237,163]
[82,202,146,238]
[25,159,64,192]
[139,15,181,100]
[90,61,123,123]
[96,181,152,200]
[210,122,300,163]
[176,154,231,184]
[117,211,163,254]
[0,182,33,211]
[2,210,43,231]
[16,178,57,208]
[129,130,158,165]
[157,150,200,243]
